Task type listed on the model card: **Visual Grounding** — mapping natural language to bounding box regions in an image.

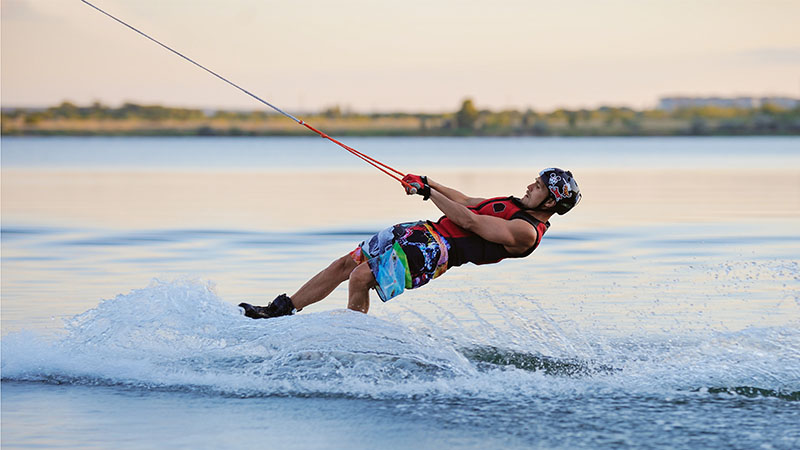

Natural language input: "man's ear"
[544,197,557,209]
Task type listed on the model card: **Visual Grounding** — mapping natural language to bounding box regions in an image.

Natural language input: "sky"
[2,0,799,112]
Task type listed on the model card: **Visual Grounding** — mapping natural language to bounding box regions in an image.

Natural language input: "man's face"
[520,176,552,209]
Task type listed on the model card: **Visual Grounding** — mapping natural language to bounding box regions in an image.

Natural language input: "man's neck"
[527,210,554,223]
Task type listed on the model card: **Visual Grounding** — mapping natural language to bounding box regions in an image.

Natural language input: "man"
[239,168,581,318]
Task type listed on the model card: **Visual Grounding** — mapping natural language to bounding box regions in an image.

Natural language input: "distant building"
[658,96,799,111]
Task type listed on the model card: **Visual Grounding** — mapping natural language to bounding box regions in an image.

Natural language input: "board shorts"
[350,221,450,302]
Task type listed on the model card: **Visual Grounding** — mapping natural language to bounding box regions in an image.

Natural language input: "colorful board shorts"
[350,221,450,302]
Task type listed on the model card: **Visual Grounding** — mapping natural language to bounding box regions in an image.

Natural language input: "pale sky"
[2,0,799,112]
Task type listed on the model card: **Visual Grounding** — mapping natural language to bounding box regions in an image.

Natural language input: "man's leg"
[291,254,358,310]
[241,253,366,319]
[347,262,377,313]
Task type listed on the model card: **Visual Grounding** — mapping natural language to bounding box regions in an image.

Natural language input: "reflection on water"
[2,220,798,335]
[2,136,800,334]
[3,168,799,230]
[2,137,799,449]
[2,137,799,335]
[3,136,800,171]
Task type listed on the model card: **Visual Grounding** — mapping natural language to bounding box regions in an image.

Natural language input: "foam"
[2,279,798,401]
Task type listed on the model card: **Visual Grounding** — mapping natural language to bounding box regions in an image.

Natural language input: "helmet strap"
[515,194,556,215]
[528,196,556,213]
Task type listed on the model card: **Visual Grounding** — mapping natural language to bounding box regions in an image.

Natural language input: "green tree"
[456,98,479,129]
[565,110,577,128]
[522,109,538,128]
[323,105,342,118]
[50,101,79,119]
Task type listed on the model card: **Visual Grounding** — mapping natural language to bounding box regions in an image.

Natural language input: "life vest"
[430,196,549,268]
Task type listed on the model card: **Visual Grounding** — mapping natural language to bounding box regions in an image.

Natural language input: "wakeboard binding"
[239,293,295,319]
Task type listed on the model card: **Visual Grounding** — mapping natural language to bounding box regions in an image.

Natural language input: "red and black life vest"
[430,196,550,268]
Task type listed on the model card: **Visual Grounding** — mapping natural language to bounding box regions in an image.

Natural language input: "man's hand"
[402,174,431,200]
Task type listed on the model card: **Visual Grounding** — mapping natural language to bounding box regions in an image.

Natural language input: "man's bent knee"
[349,262,376,290]
[348,262,375,313]
[331,254,357,280]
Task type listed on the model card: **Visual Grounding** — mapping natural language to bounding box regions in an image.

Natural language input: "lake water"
[2,136,799,449]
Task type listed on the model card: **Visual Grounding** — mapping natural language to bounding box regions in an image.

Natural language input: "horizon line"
[4,94,800,115]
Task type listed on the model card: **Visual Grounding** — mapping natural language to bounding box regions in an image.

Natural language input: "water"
[3,136,800,171]
[2,136,800,449]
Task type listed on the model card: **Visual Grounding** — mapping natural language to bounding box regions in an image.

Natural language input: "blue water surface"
[3,135,799,171]
[2,136,799,449]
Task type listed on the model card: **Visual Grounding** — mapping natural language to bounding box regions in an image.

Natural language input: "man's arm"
[426,177,485,207]
[428,189,537,254]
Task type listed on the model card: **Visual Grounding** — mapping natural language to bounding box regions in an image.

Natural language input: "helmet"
[539,168,581,215]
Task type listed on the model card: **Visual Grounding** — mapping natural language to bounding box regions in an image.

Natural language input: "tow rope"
[79,0,412,189]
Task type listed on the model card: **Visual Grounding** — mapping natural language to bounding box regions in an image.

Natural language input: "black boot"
[239,294,296,319]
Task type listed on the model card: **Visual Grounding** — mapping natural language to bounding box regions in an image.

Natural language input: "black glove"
[402,174,430,200]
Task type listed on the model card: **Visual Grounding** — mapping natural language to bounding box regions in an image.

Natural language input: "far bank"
[3,99,799,137]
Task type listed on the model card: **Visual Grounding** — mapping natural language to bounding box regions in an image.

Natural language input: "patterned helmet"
[539,168,581,215]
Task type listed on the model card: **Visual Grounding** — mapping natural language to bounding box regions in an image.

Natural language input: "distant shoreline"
[3,100,798,137]
[4,130,800,137]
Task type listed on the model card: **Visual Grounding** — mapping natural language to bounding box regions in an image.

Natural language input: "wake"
[2,279,798,402]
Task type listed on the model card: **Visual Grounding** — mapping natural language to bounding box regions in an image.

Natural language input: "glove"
[402,174,431,200]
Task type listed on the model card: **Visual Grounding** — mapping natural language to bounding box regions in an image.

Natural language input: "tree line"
[2,99,799,136]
